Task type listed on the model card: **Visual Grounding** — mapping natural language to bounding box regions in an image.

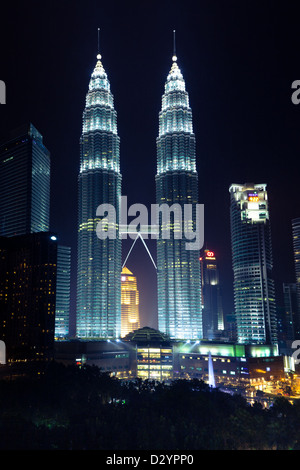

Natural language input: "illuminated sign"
[248,192,259,202]
[206,251,215,258]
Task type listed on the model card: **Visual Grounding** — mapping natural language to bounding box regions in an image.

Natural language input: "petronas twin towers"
[76,38,202,341]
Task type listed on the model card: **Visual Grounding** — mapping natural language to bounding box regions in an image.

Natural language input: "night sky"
[1,0,300,335]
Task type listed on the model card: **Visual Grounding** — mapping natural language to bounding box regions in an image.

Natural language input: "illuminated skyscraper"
[55,245,71,339]
[156,41,202,340]
[76,52,122,339]
[229,183,277,345]
[121,267,140,338]
[0,123,50,237]
[200,249,224,339]
[292,217,300,338]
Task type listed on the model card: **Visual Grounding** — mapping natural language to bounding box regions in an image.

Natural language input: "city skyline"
[1,1,300,335]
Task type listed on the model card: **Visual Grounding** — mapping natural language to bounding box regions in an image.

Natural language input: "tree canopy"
[0,361,299,450]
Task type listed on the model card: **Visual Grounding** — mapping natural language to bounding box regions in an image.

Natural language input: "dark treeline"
[0,361,299,450]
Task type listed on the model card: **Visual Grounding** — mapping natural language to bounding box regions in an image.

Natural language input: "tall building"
[55,245,71,339]
[0,123,50,237]
[76,52,122,339]
[281,283,297,343]
[292,217,300,338]
[229,183,277,345]
[121,266,140,338]
[0,232,57,364]
[155,48,202,340]
[200,249,224,339]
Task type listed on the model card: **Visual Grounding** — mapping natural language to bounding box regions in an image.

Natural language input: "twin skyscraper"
[76,37,202,341]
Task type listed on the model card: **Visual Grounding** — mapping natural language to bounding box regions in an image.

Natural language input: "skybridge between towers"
[120,224,158,271]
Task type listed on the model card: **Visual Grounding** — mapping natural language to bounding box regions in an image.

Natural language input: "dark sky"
[1,0,300,335]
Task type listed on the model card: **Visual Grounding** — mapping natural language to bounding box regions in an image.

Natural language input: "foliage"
[0,361,299,450]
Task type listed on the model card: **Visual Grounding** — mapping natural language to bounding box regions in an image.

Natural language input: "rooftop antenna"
[172,29,177,61]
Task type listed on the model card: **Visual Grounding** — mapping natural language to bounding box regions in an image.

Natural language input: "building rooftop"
[123,326,171,345]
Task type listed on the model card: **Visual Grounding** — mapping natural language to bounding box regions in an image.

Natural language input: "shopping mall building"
[54,327,294,394]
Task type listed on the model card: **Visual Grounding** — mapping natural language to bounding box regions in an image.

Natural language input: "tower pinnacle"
[172,29,177,62]
[97,28,102,60]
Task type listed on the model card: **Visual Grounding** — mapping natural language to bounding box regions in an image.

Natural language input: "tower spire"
[172,29,177,62]
[97,28,101,60]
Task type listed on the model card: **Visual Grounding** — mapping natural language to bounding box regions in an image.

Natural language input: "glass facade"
[76,54,122,339]
[282,283,297,342]
[229,183,277,345]
[55,245,71,339]
[137,347,173,381]
[156,55,202,340]
[0,123,50,237]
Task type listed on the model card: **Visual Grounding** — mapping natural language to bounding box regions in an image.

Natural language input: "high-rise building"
[121,266,140,338]
[0,123,50,237]
[155,49,202,340]
[200,249,224,339]
[229,183,277,345]
[282,283,297,342]
[55,245,71,339]
[76,52,122,339]
[0,232,57,364]
[292,217,300,338]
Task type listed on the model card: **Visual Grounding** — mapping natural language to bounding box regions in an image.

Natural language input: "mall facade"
[54,327,293,394]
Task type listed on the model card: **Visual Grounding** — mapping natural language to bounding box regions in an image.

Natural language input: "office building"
[276,283,297,354]
[76,52,122,338]
[121,266,140,338]
[55,245,71,339]
[200,249,224,339]
[292,217,300,338]
[155,48,202,340]
[0,232,57,364]
[229,183,277,345]
[0,123,50,237]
